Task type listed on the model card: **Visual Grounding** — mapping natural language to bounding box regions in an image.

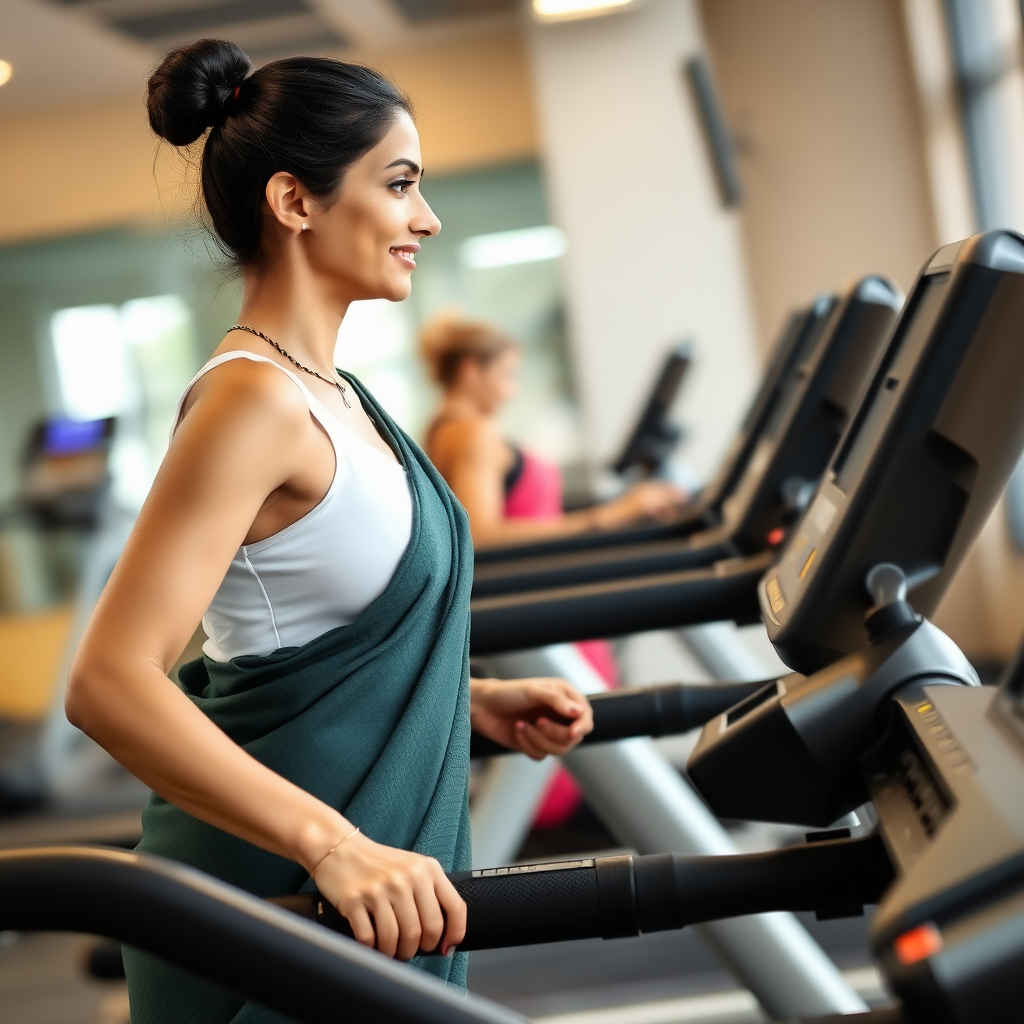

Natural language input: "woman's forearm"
[67,659,349,872]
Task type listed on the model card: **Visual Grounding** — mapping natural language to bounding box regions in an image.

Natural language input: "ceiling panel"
[46,0,348,58]
[111,0,310,41]
[388,0,516,23]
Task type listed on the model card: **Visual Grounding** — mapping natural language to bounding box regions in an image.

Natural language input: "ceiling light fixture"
[0,61,12,87]
[532,0,638,23]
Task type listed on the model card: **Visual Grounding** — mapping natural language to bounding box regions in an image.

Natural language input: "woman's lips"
[390,245,419,270]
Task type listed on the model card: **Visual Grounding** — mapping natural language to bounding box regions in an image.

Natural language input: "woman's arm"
[67,361,464,960]
[432,419,684,549]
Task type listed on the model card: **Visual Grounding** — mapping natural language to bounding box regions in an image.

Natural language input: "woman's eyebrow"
[385,158,421,174]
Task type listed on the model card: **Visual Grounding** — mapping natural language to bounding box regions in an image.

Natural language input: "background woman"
[65,40,592,1023]
[421,316,686,550]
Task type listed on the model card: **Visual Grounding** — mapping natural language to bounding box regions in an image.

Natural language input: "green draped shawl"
[123,376,474,1024]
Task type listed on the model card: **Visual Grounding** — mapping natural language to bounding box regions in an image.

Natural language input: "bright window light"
[51,304,136,421]
[51,295,199,508]
[532,0,636,22]
[459,226,568,269]
[0,61,11,88]
[336,299,409,366]
[336,299,414,428]
[120,294,193,347]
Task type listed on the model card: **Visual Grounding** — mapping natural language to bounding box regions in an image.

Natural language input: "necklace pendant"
[341,390,352,409]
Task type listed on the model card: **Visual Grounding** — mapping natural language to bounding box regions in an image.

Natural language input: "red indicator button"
[767,527,786,546]
[894,923,943,965]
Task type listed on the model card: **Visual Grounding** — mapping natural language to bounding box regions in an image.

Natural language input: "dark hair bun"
[147,39,251,146]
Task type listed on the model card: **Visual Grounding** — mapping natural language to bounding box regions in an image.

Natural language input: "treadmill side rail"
[0,846,521,1024]
[469,551,771,655]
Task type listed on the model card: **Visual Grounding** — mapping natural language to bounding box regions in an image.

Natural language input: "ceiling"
[0,0,520,116]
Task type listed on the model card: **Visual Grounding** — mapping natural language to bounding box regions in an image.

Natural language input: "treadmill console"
[700,295,836,512]
[720,276,901,550]
[866,668,1024,1023]
[612,340,692,477]
[759,231,1024,673]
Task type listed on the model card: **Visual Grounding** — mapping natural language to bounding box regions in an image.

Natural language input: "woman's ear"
[265,171,313,234]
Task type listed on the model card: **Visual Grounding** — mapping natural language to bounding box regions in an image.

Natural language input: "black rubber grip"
[632,834,894,933]
[468,679,778,759]
[451,861,603,950]
[280,858,628,951]
[275,834,893,954]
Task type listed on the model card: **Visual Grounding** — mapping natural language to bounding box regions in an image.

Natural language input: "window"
[49,295,197,507]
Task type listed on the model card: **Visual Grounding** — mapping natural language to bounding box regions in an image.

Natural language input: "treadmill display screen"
[832,274,948,494]
[43,418,110,456]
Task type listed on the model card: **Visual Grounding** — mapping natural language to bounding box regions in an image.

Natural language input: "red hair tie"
[233,86,241,100]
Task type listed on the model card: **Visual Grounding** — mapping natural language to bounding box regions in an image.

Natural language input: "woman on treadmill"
[421,315,685,549]
[64,40,593,1023]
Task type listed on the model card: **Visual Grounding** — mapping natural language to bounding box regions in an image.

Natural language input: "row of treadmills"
[5,229,1024,1023]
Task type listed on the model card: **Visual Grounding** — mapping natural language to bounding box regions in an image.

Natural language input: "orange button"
[894,923,943,965]
[767,527,786,546]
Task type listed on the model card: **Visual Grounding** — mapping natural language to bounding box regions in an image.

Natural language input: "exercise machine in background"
[611,339,692,480]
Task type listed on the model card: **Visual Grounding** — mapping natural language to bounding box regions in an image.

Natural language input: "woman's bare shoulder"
[180,357,309,429]
[173,357,314,464]
[429,414,503,461]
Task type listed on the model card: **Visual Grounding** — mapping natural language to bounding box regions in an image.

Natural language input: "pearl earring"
[300,223,308,232]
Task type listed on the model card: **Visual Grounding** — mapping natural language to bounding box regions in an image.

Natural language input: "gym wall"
[701,0,938,355]
[528,0,762,486]
[0,27,538,247]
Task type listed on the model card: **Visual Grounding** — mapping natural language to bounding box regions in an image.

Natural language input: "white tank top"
[174,352,413,663]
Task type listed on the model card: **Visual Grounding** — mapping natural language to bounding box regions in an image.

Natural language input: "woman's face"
[305,110,440,304]
[460,348,521,415]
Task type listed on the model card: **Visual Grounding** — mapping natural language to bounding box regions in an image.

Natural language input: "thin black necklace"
[227,324,351,409]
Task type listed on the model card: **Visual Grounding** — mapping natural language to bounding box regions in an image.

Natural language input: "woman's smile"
[389,243,420,270]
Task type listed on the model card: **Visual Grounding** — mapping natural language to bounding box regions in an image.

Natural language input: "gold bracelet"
[309,826,361,878]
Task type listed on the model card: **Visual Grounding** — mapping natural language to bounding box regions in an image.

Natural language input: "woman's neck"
[237,259,346,376]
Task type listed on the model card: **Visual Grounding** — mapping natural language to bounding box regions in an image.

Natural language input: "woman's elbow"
[65,657,106,734]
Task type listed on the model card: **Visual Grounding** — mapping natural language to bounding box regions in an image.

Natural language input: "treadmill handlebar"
[278,833,893,953]
[468,678,779,759]
[469,551,772,655]
[0,846,517,1024]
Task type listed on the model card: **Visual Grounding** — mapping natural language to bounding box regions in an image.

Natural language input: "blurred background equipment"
[611,340,693,481]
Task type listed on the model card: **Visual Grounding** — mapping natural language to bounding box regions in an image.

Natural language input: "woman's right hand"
[312,831,466,960]
[594,479,687,530]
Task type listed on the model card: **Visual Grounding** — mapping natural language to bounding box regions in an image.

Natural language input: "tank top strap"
[172,350,330,439]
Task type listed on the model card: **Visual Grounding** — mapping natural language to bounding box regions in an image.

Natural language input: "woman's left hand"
[469,677,594,760]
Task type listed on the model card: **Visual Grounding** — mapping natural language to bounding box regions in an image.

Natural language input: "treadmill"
[472,277,900,600]
[322,228,1024,1022]
[611,338,692,478]
[471,231,1024,754]
[465,233,1022,656]
[15,233,1024,1024]
[474,297,832,567]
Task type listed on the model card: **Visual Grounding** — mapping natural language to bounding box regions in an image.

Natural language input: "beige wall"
[0,28,538,247]
[528,0,761,483]
[701,0,938,353]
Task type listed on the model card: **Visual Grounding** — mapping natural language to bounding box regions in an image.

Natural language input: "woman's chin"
[381,279,413,302]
